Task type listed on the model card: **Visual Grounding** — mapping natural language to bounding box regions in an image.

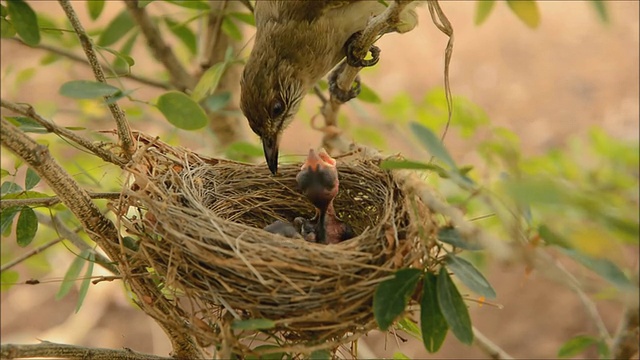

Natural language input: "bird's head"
[296,148,339,212]
[240,46,305,175]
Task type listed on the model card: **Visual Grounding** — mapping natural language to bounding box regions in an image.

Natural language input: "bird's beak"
[303,148,322,171]
[262,135,280,175]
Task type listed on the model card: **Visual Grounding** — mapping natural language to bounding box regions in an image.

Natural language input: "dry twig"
[0,341,172,360]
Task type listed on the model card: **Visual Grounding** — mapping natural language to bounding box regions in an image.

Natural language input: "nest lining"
[115,138,436,353]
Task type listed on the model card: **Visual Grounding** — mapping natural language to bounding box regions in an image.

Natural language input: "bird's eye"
[270,99,285,118]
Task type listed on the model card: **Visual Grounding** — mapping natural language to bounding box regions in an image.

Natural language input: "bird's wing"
[261,1,361,23]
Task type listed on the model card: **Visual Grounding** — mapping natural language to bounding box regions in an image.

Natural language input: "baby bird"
[263,217,317,242]
[296,149,354,244]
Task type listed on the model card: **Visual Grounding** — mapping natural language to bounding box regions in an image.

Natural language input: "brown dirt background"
[1,1,638,359]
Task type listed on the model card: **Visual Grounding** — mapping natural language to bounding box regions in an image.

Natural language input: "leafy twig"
[0,99,127,167]
[6,37,171,90]
[36,212,120,275]
[0,192,121,210]
[58,0,135,158]
[0,237,64,273]
[123,0,196,91]
[0,341,172,360]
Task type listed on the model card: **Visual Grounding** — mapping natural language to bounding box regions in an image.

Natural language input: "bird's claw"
[328,65,361,103]
[345,31,381,68]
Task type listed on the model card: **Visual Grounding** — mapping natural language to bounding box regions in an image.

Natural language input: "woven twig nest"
[114,134,438,356]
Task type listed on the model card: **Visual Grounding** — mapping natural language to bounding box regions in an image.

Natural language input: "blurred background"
[1,1,638,358]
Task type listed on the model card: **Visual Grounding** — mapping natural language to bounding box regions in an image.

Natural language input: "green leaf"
[309,350,331,360]
[1,181,22,195]
[0,169,9,178]
[203,91,232,112]
[246,345,285,360]
[1,17,16,38]
[392,352,410,360]
[438,227,483,251]
[397,317,421,340]
[98,45,136,67]
[225,141,263,161]
[380,159,449,177]
[590,0,609,23]
[538,225,571,248]
[16,207,37,247]
[228,12,255,26]
[445,254,496,299]
[165,18,197,55]
[76,252,94,312]
[24,167,40,190]
[4,116,47,134]
[231,318,275,331]
[221,16,242,41]
[56,251,87,300]
[87,0,105,20]
[112,31,138,71]
[557,335,597,358]
[122,236,140,251]
[560,248,633,289]
[1,207,19,236]
[1,270,19,291]
[373,268,422,331]
[7,0,40,45]
[421,272,448,353]
[0,4,7,17]
[437,268,473,345]
[474,0,495,25]
[192,62,227,102]
[59,80,121,99]
[358,82,382,103]
[165,0,210,10]
[97,10,135,47]
[157,91,208,130]
[506,0,540,29]
[138,0,154,7]
[410,122,457,170]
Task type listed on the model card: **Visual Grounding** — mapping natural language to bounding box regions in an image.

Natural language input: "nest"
[113,135,438,356]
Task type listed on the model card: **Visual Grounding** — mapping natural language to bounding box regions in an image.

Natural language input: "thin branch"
[0,192,121,210]
[36,212,120,275]
[611,304,640,359]
[0,341,172,360]
[6,37,171,90]
[0,237,64,273]
[0,99,127,167]
[473,326,514,360]
[124,0,196,91]
[58,0,135,158]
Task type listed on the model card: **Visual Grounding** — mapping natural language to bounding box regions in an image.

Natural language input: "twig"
[0,341,172,360]
[36,212,120,275]
[5,37,171,90]
[473,326,514,360]
[0,192,121,210]
[1,99,127,167]
[124,0,196,91]
[0,237,64,273]
[1,118,202,359]
[58,0,135,158]
[611,304,640,359]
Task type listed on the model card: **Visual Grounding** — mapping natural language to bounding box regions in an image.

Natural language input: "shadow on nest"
[114,134,437,356]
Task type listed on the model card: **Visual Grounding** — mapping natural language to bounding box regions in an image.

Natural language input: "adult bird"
[240,1,420,174]
[296,149,354,244]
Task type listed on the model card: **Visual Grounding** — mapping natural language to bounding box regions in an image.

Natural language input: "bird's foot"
[328,64,361,103]
[345,31,381,68]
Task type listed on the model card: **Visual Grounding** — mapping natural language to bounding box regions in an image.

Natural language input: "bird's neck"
[317,199,337,244]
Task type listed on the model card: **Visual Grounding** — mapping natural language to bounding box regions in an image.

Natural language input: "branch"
[124,0,196,91]
[473,326,514,360]
[36,212,120,275]
[0,341,172,360]
[611,304,640,359]
[58,0,135,158]
[1,118,203,359]
[0,192,121,210]
[6,37,171,90]
[0,237,64,273]
[0,99,127,167]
